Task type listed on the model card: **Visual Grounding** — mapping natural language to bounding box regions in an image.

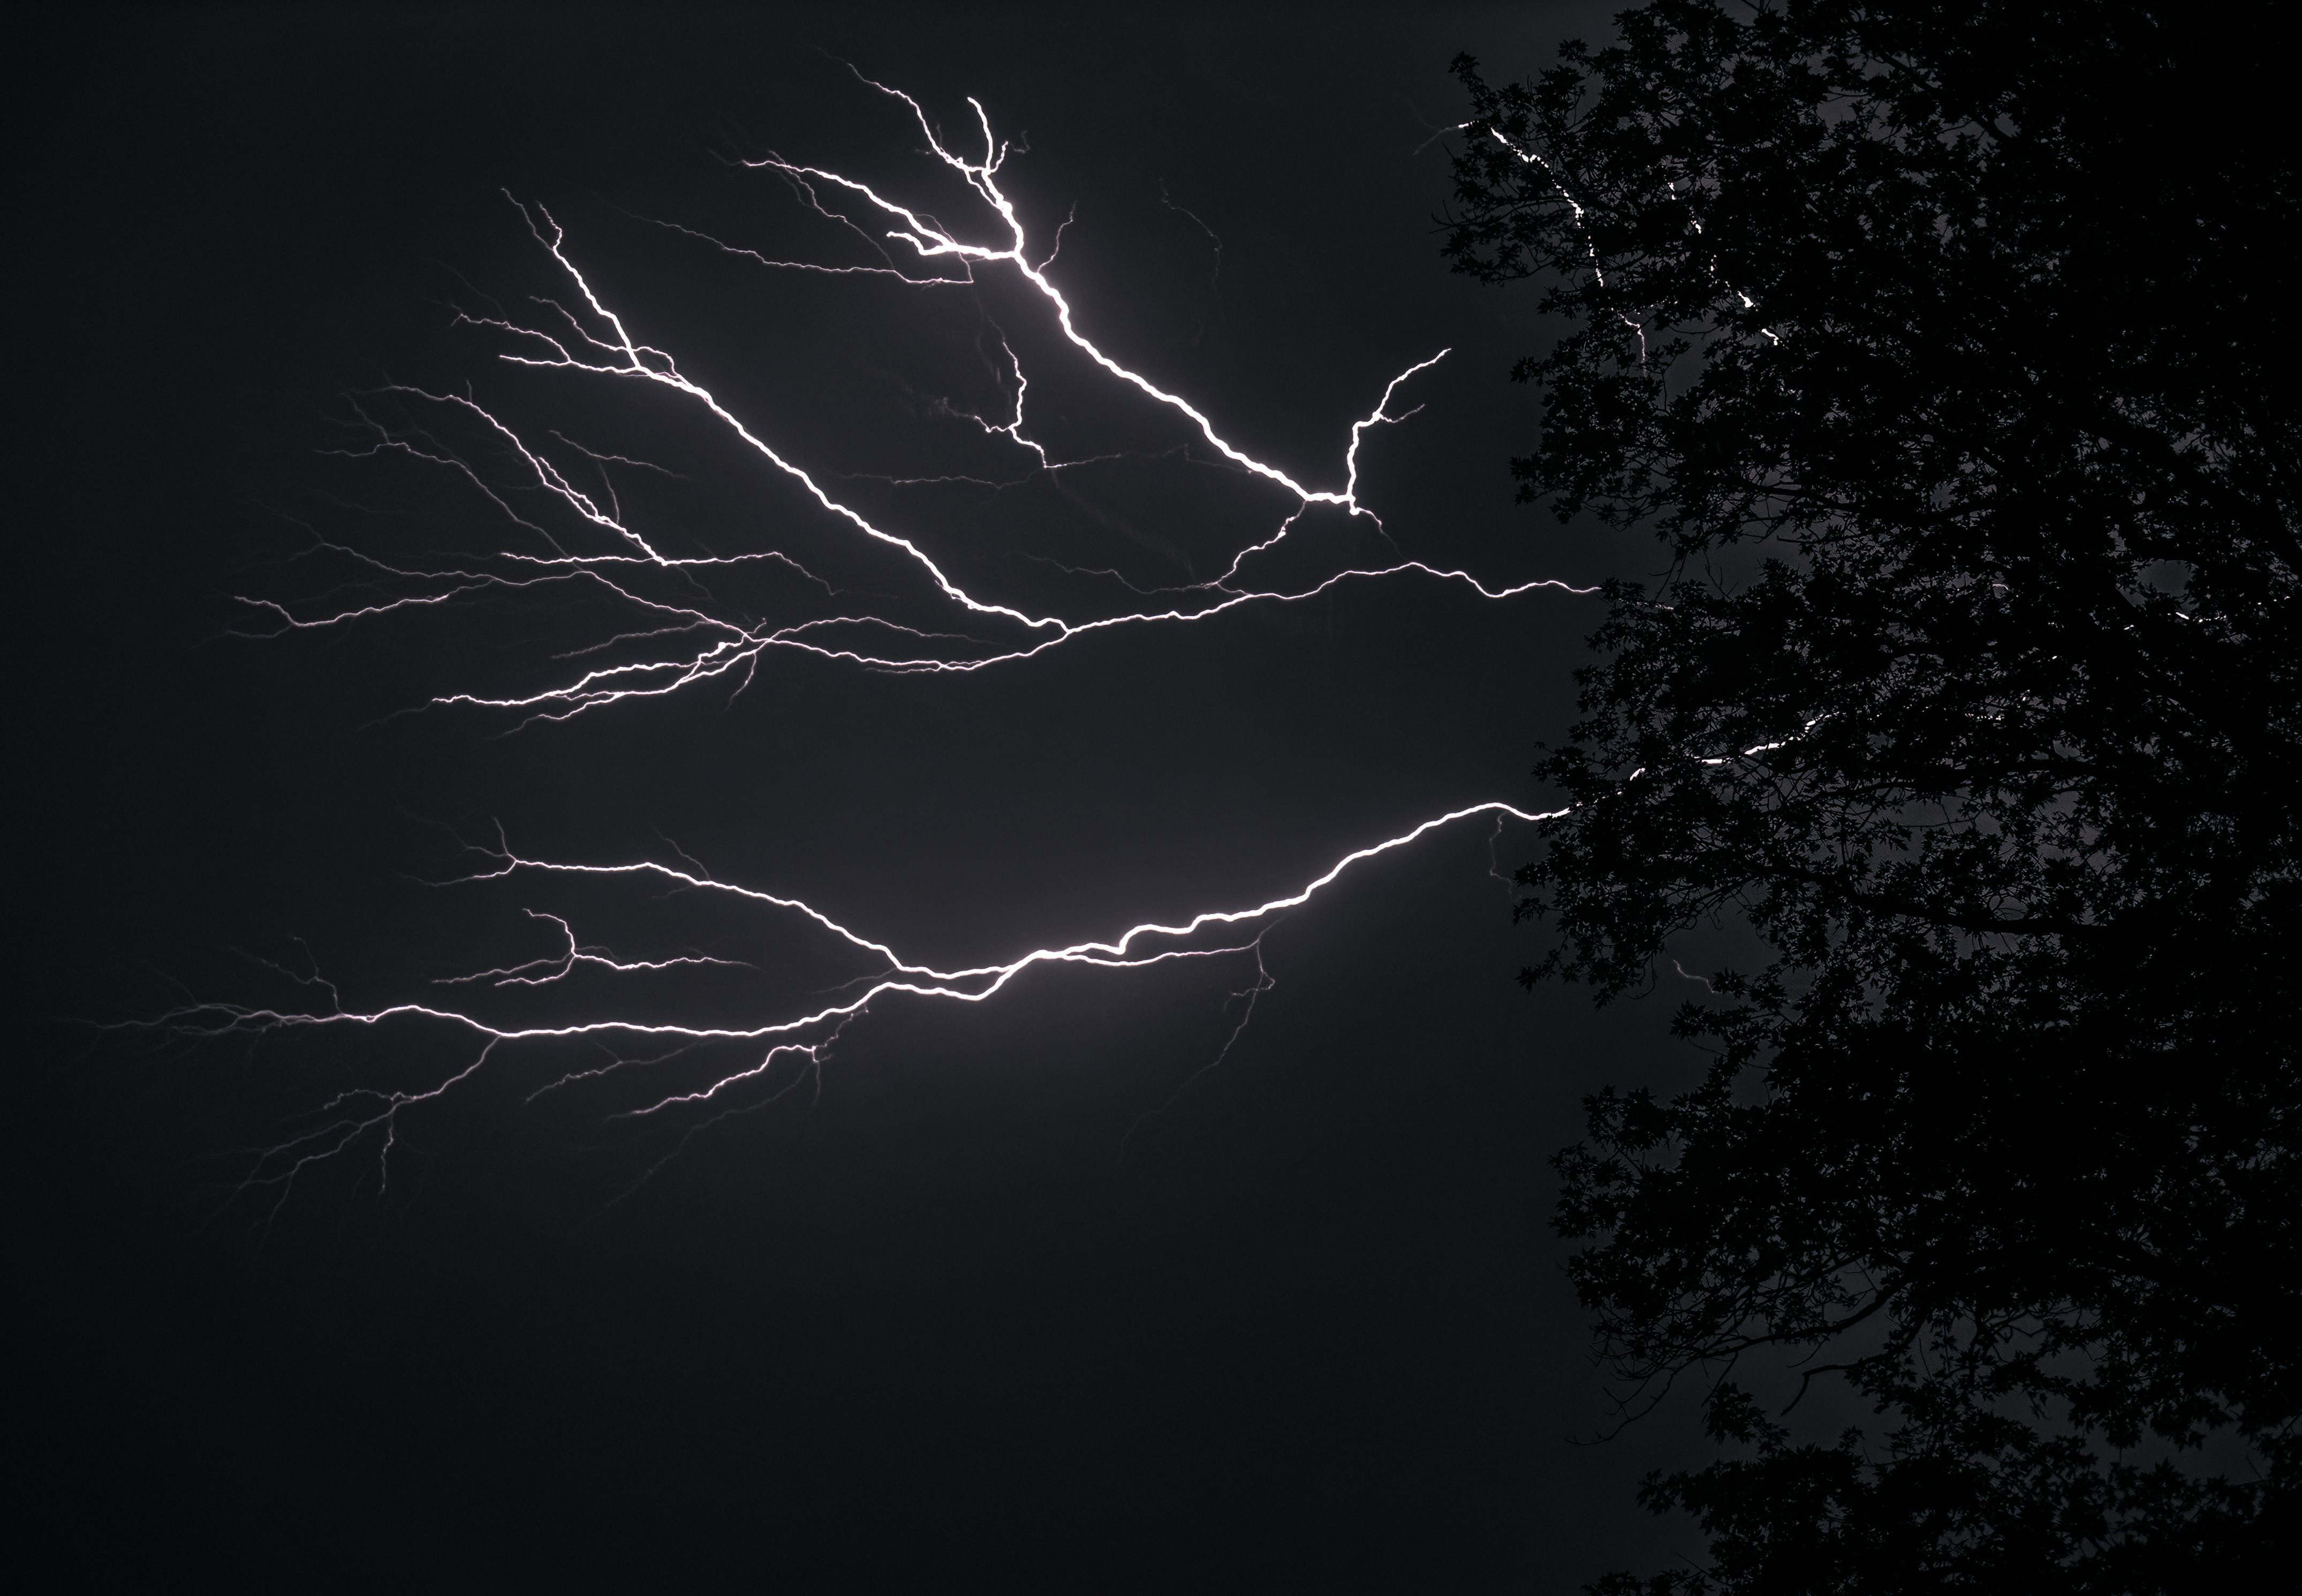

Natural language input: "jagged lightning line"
[1470,122,1649,358]
[169,801,1562,1205]
[1470,119,1779,348]
[253,79,1594,720]
[760,74,1378,509]
[193,80,1617,1209]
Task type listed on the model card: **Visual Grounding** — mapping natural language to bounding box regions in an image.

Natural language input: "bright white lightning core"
[262,77,1593,709]
[188,77,1592,1202]
[181,800,1564,1196]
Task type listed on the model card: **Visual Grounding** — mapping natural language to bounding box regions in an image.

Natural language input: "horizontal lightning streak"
[165,802,1564,1200]
[256,85,1595,717]
[201,79,1623,1215]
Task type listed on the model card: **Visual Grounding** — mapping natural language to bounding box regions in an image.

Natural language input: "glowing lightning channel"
[166,802,1563,1206]
[193,80,1617,1212]
[1468,118,1781,349]
[254,80,1595,721]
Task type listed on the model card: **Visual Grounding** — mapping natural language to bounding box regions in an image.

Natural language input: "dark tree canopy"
[1448,2,2298,1589]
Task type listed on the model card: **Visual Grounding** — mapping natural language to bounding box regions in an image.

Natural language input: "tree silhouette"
[1447,2,2297,1588]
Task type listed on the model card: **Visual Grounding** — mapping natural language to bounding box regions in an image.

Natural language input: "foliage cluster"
[1447,3,2298,1587]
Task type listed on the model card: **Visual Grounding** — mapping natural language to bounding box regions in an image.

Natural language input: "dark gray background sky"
[14,5,1731,1588]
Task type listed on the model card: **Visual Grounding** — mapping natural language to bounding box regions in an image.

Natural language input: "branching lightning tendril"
[180,78,1618,1209]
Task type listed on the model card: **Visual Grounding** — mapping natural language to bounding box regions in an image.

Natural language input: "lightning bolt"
[254,74,1594,718]
[1468,117,1779,349]
[168,801,1563,1211]
[191,77,1605,1210]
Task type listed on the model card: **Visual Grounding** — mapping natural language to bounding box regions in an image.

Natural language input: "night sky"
[17,5,1725,1588]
